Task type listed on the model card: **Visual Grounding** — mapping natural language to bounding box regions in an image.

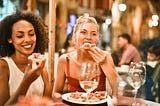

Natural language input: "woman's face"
[8,20,36,56]
[75,23,98,48]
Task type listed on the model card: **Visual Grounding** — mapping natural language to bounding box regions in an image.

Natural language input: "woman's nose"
[24,35,30,42]
[86,34,91,39]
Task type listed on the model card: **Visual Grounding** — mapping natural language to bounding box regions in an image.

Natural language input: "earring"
[8,39,12,43]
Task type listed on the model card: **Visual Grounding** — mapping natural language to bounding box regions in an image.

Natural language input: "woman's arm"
[41,67,52,97]
[88,47,119,96]
[52,55,66,98]
[100,54,119,96]
[0,60,10,106]
[4,56,46,105]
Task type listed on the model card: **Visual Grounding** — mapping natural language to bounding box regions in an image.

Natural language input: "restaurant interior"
[0,0,160,105]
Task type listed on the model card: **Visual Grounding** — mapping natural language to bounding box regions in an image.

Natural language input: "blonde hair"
[73,15,99,34]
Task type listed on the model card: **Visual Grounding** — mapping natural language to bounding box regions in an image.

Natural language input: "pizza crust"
[82,43,95,50]
[68,91,107,102]
[28,53,44,69]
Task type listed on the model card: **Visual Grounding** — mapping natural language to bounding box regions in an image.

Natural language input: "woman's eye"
[29,30,35,36]
[16,35,23,38]
[80,31,86,34]
[28,31,35,36]
[29,33,35,36]
[92,33,97,36]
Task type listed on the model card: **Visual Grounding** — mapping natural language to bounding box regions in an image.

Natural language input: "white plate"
[144,100,160,106]
[62,92,108,105]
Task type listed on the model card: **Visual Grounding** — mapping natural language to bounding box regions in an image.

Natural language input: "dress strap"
[66,55,70,76]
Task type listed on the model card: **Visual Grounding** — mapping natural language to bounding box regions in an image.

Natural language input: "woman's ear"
[8,39,12,43]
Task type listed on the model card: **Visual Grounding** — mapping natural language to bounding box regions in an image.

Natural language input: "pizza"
[28,53,45,69]
[68,92,87,102]
[28,53,44,63]
[68,91,107,102]
[89,91,107,100]
[82,43,95,50]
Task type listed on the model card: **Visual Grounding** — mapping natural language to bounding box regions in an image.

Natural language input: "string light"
[105,18,111,25]
[152,14,159,21]
[118,3,127,12]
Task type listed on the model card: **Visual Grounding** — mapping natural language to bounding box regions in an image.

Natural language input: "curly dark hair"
[0,11,47,57]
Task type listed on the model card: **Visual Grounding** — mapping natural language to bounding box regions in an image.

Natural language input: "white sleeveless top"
[2,57,44,96]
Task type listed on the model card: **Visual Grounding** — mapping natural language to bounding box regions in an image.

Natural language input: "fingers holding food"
[81,43,96,50]
[23,53,46,84]
[28,53,46,69]
[88,47,107,64]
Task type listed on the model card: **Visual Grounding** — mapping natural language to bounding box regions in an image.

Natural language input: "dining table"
[12,66,160,106]
[13,95,160,106]
[55,96,160,106]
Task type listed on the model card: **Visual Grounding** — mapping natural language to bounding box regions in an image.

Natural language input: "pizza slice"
[68,92,87,102]
[93,91,108,100]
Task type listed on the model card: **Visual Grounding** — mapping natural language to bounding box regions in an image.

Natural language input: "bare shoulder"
[0,59,9,78]
[0,59,9,71]
[58,53,68,63]
[58,51,76,63]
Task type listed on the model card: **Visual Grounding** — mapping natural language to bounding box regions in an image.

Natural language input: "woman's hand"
[80,43,107,64]
[88,46,107,64]
[23,53,46,84]
[3,53,46,105]
[86,46,119,97]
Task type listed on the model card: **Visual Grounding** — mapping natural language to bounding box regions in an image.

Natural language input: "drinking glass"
[79,62,99,93]
[127,62,146,106]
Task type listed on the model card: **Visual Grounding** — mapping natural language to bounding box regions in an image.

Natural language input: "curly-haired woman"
[0,11,51,105]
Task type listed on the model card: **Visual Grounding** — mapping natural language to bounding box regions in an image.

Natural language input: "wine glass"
[79,62,99,93]
[127,62,146,106]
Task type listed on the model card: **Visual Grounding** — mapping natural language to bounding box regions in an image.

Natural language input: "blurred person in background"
[59,32,76,56]
[137,45,160,102]
[64,33,76,53]
[117,33,141,66]
[147,45,160,102]
[147,45,160,68]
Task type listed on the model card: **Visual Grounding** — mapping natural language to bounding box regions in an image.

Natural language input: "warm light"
[148,19,158,27]
[105,18,111,25]
[148,19,153,27]
[152,20,158,27]
[112,3,120,22]
[118,3,127,12]
[152,14,159,21]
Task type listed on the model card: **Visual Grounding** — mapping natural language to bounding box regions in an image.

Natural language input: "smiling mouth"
[23,44,32,49]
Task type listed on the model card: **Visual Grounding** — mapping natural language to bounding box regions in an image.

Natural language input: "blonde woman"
[52,15,119,98]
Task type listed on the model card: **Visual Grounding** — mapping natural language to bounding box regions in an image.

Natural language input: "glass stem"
[132,89,137,106]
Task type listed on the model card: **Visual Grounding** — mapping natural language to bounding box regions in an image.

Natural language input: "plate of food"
[62,91,108,105]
